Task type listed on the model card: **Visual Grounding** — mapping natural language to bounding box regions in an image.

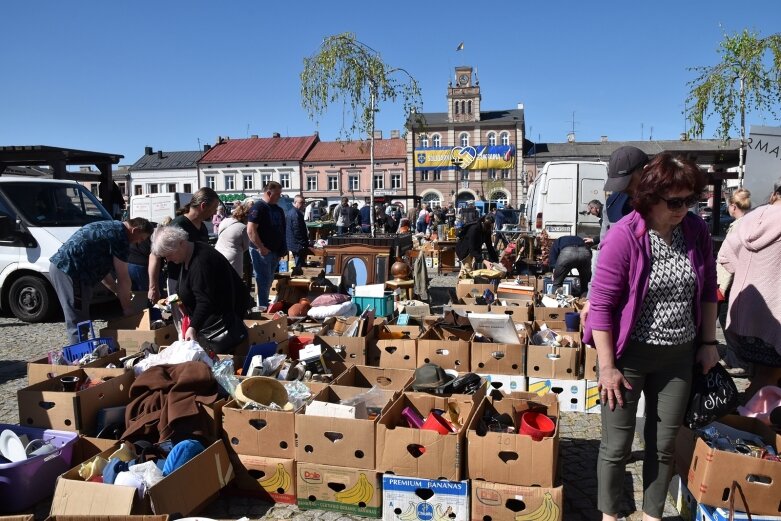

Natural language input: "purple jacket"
[583,211,717,359]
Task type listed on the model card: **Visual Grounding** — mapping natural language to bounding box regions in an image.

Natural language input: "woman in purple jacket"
[583,153,719,521]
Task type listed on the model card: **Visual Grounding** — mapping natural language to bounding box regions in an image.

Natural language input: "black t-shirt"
[248,200,286,256]
[167,214,210,280]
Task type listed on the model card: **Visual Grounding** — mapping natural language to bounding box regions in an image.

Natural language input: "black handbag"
[684,362,739,429]
[198,311,248,354]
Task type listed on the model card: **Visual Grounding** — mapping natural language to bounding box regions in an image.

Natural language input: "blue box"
[382,475,469,521]
[353,292,395,317]
[697,503,781,521]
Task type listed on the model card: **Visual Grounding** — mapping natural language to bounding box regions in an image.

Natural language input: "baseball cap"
[605,146,649,193]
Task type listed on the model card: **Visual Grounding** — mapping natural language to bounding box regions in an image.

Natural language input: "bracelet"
[700,340,719,346]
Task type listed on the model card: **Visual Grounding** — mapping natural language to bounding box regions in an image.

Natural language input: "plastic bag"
[133,339,213,375]
[684,363,739,429]
[212,359,240,398]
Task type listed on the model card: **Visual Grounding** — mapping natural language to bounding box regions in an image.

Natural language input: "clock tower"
[448,66,481,123]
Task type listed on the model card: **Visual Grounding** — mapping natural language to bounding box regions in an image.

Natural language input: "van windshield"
[1,182,112,226]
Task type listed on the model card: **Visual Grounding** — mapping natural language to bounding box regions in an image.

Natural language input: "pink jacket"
[717,203,781,347]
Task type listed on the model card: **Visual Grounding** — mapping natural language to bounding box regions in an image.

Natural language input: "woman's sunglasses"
[658,194,699,210]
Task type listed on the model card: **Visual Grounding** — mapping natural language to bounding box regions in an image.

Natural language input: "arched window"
[454,101,459,115]
[459,133,469,147]
[461,101,466,114]
[487,133,496,146]
[432,134,441,147]
[500,132,510,146]
[420,135,429,147]
[422,192,441,209]
[467,101,472,114]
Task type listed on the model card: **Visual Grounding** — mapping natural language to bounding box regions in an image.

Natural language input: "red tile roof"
[199,135,319,163]
[303,138,406,162]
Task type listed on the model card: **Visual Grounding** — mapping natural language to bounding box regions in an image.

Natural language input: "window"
[117,182,126,195]
[167,183,176,193]
[467,100,472,114]
[391,172,402,189]
[461,101,466,114]
[459,133,469,147]
[461,170,469,181]
[348,175,359,191]
[205,176,215,190]
[148,184,159,194]
[225,175,235,191]
[328,175,338,191]
[374,174,384,190]
[89,183,99,194]
[501,132,510,146]
[502,169,511,179]
[420,135,429,147]
[280,173,291,189]
[261,174,272,187]
[423,192,440,208]
[488,133,496,147]
[488,169,497,180]
[307,175,317,191]
[243,175,254,190]
[420,170,429,181]
[183,183,192,193]
[432,134,441,147]
[433,171,441,181]
[134,185,143,195]
[455,102,459,115]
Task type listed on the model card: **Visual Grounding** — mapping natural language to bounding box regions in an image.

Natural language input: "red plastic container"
[0,424,79,512]
[421,411,454,434]
[519,412,555,441]
[288,334,314,361]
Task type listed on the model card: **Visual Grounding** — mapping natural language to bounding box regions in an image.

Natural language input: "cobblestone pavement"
[0,277,741,521]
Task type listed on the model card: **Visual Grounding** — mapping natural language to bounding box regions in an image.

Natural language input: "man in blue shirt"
[359,200,372,233]
[50,218,153,343]
[247,181,287,308]
[547,235,592,296]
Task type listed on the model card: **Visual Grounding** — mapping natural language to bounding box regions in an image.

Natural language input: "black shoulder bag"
[684,362,739,429]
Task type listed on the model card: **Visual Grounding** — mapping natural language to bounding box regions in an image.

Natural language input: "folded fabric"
[102,457,130,485]
[114,470,145,498]
[737,385,781,425]
[307,301,356,319]
[162,439,205,477]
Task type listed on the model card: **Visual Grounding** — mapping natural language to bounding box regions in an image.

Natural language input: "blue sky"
[1,0,779,165]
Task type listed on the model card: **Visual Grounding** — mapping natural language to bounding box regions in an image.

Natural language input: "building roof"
[527,139,740,167]
[129,150,203,171]
[199,135,319,164]
[304,138,406,163]
[408,109,525,129]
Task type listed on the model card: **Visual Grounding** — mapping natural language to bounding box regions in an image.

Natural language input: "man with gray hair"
[286,194,309,271]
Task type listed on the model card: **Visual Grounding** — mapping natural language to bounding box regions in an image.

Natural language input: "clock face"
[458,74,469,86]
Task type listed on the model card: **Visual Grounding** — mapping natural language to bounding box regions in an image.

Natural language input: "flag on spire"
[456,42,464,51]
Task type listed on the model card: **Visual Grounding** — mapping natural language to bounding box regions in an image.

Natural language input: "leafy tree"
[301,33,423,236]
[687,29,781,181]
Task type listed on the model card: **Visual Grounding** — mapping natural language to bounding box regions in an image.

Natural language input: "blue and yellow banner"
[414,145,515,171]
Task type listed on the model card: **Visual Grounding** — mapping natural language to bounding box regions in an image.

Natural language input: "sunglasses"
[658,194,699,210]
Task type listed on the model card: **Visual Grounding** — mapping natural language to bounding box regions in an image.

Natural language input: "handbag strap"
[729,480,752,521]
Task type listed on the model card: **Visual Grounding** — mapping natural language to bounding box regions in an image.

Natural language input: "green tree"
[687,29,781,182]
[301,32,423,235]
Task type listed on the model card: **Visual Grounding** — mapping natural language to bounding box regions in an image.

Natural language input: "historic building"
[128,147,203,196]
[406,66,526,209]
[302,133,407,210]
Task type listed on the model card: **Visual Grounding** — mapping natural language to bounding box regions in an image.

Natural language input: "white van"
[525,161,607,239]
[129,192,193,224]
[0,178,113,321]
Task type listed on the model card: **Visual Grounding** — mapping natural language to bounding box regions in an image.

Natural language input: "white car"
[0,178,113,322]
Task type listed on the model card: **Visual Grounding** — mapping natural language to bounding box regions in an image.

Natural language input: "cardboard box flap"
[47,517,168,521]
[50,478,136,515]
[147,440,233,515]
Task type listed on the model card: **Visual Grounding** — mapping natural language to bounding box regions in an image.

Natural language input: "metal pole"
[739,74,746,187]
[370,82,376,238]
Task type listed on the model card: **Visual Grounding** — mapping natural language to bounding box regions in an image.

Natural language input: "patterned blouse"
[630,226,697,345]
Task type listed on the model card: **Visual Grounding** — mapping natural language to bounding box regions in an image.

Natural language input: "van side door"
[576,163,608,238]
[0,192,22,277]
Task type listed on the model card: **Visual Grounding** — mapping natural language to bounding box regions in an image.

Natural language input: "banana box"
[471,342,526,375]
[382,475,469,521]
[231,454,295,504]
[479,374,528,397]
[416,326,471,372]
[668,475,698,521]
[297,462,382,517]
[471,482,563,521]
[527,377,586,413]
[376,338,418,370]
[583,346,598,381]
[222,398,297,459]
[585,381,646,416]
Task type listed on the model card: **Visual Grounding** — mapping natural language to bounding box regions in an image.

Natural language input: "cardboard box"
[675,415,781,515]
[47,516,168,521]
[527,377,586,413]
[316,334,372,366]
[534,307,575,323]
[378,325,424,340]
[230,454,296,504]
[470,482,563,521]
[99,324,177,353]
[297,462,382,517]
[27,349,127,386]
[696,502,781,521]
[471,342,526,375]
[417,327,470,372]
[244,315,288,345]
[296,386,396,469]
[50,440,232,515]
[456,282,497,300]
[480,374,528,396]
[383,475,469,521]
[467,395,559,487]
[526,343,581,380]
[18,368,133,435]
[332,365,415,392]
[222,398,296,459]
[375,339,418,370]
[585,381,646,416]
[669,474,698,521]
[583,346,598,381]
[376,392,479,481]
[401,302,431,318]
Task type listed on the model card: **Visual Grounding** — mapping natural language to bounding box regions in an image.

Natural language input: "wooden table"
[385,279,415,300]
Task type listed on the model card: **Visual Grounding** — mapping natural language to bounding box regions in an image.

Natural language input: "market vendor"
[455,214,498,278]
[547,235,593,296]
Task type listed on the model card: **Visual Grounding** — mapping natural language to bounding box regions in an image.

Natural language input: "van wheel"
[8,275,55,322]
